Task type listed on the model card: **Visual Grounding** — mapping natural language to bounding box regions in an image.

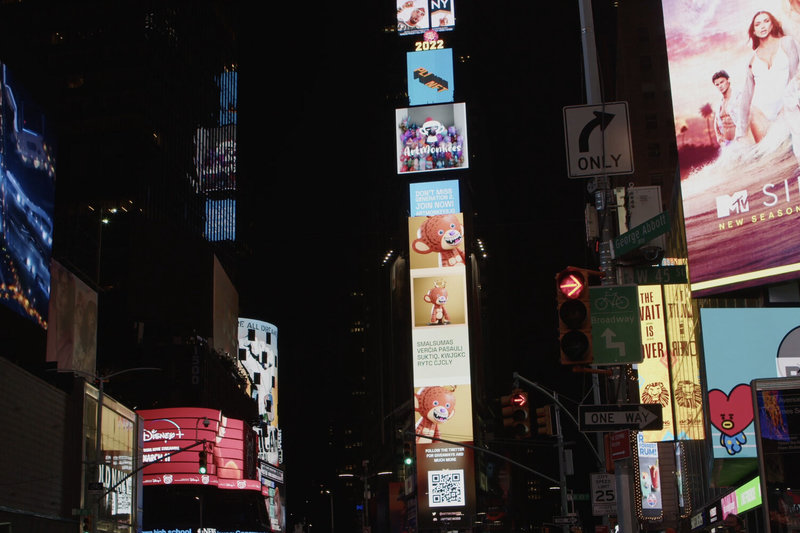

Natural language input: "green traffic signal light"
[403,442,413,465]
[198,449,208,474]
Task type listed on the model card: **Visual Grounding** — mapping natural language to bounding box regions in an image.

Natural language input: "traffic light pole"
[513,373,603,465]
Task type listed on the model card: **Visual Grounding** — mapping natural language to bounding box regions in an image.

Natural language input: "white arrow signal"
[601,328,626,357]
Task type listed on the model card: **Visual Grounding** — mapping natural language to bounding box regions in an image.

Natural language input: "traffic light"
[82,515,92,533]
[556,267,593,364]
[198,448,208,474]
[501,389,530,438]
[403,442,414,466]
[536,405,554,436]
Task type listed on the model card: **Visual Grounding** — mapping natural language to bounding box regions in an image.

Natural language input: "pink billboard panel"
[140,407,259,490]
[662,0,800,295]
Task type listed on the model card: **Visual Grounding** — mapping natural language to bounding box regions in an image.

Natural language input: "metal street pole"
[554,392,569,533]
[326,490,334,533]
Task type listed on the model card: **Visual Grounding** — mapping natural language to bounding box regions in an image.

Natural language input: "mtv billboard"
[661,0,800,295]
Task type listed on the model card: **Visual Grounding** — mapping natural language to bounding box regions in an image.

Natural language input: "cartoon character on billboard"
[412,214,465,267]
[708,383,753,455]
[424,279,449,325]
[415,385,456,443]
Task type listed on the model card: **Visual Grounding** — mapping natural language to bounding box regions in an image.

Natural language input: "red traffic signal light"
[556,268,593,365]
[501,389,530,438]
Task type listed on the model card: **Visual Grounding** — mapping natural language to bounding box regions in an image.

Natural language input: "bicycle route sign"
[590,285,642,365]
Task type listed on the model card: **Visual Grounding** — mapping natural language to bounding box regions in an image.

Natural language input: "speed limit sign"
[591,473,617,516]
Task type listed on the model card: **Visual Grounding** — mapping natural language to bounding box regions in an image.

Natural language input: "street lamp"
[323,489,334,533]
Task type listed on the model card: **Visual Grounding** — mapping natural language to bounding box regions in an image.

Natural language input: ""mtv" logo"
[716,191,748,218]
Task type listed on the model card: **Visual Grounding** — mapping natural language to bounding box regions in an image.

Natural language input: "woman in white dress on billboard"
[739,11,800,147]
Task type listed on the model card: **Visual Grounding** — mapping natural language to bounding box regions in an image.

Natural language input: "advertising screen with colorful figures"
[700,308,800,460]
[396,103,467,174]
[407,206,476,528]
[660,0,800,295]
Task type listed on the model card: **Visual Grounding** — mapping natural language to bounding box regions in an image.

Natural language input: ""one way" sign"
[578,403,663,432]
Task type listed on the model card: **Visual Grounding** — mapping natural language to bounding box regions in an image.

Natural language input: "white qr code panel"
[428,469,465,507]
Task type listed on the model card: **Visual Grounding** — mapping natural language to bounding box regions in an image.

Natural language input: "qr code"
[428,469,465,507]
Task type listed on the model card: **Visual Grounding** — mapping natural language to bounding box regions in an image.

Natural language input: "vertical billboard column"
[408,180,476,530]
[237,318,285,531]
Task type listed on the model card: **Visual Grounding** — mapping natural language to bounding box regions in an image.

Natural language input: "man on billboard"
[712,70,744,147]
[397,0,428,32]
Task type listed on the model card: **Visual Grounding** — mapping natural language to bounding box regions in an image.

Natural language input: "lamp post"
[324,489,334,533]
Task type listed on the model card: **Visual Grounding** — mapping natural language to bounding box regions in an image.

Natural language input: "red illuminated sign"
[139,407,260,491]
[558,271,586,299]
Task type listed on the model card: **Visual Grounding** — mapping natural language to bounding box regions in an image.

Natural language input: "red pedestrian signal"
[556,267,593,365]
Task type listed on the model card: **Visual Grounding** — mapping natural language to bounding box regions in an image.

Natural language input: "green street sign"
[612,210,670,258]
[590,286,642,365]
[631,265,687,285]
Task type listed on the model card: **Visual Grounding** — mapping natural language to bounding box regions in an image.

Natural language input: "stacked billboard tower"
[395,1,477,529]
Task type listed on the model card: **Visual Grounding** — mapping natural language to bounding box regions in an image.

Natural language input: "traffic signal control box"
[556,267,594,364]
[500,389,530,438]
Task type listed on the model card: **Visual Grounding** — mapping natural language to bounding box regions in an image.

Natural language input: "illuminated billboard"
[752,378,797,533]
[237,318,280,468]
[700,307,800,459]
[409,179,460,217]
[217,70,237,126]
[397,0,455,36]
[407,209,475,529]
[140,407,261,490]
[195,125,236,192]
[0,63,56,328]
[407,48,454,106]
[46,259,97,375]
[661,0,800,295]
[637,285,675,442]
[396,102,468,174]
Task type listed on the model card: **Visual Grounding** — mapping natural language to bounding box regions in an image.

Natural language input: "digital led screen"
[140,407,261,491]
[663,281,706,440]
[753,379,800,533]
[637,285,675,442]
[407,48,454,106]
[409,179,460,216]
[237,318,281,468]
[0,63,56,328]
[396,102,468,174]
[700,307,800,459]
[46,259,97,375]
[397,0,455,36]
[661,0,800,295]
[217,70,237,126]
[408,210,475,529]
[195,125,236,192]
[205,198,236,242]
[636,432,663,519]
